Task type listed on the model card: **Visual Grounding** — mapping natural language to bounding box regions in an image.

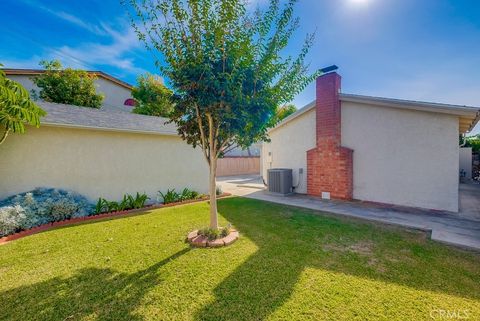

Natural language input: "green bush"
[198,226,231,240]
[158,188,200,204]
[95,192,150,214]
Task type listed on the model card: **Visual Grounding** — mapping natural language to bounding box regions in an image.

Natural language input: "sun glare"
[350,0,369,4]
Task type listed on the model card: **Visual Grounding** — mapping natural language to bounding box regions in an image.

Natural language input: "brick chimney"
[306,72,353,200]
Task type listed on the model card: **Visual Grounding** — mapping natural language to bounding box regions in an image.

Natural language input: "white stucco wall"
[459,147,473,180]
[0,126,209,202]
[7,74,132,112]
[262,108,316,194]
[341,102,460,212]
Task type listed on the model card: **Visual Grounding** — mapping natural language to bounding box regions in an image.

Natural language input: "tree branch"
[195,103,209,163]
[0,127,10,145]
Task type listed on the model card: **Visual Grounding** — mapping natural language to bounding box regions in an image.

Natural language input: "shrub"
[180,188,199,201]
[0,188,93,237]
[0,205,27,237]
[216,185,223,196]
[158,189,181,204]
[158,188,200,204]
[198,227,220,241]
[198,226,231,241]
[95,192,150,214]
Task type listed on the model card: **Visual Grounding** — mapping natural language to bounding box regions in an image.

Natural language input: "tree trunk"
[209,156,218,229]
[0,128,10,145]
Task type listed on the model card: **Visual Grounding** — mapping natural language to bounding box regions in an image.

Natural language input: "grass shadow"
[0,248,190,321]
[196,198,480,320]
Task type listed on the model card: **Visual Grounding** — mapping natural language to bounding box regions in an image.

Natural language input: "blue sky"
[2,0,480,134]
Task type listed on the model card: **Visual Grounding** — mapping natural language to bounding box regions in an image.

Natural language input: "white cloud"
[51,24,146,74]
[19,0,107,35]
[1,24,146,83]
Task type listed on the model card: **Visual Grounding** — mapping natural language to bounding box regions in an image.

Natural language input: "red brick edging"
[187,229,239,248]
[0,193,231,245]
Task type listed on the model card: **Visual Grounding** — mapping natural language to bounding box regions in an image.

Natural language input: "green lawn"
[0,198,479,321]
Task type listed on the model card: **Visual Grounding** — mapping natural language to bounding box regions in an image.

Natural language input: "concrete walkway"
[218,176,480,251]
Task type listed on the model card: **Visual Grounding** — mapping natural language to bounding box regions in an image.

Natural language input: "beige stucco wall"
[341,102,459,212]
[0,126,209,202]
[7,75,132,112]
[262,108,316,194]
[459,147,473,180]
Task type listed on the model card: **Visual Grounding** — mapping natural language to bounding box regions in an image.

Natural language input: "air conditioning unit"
[267,168,293,195]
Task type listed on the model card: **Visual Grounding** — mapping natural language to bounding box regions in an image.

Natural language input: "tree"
[132,73,174,117]
[32,60,103,108]
[273,103,297,123]
[126,0,319,229]
[461,134,480,152]
[0,65,46,145]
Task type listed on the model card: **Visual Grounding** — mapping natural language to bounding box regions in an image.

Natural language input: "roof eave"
[2,68,133,90]
[41,121,179,137]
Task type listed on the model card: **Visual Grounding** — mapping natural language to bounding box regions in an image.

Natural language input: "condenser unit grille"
[267,168,292,195]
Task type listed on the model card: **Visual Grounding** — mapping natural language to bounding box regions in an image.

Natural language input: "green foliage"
[158,188,201,204]
[131,73,174,117]
[216,185,223,196]
[0,64,46,145]
[220,225,230,238]
[158,189,181,204]
[198,227,220,240]
[198,224,230,240]
[462,134,480,152]
[180,188,199,201]
[95,198,109,214]
[1,199,479,320]
[125,0,319,229]
[126,0,319,150]
[95,192,150,214]
[32,60,104,108]
[271,104,296,124]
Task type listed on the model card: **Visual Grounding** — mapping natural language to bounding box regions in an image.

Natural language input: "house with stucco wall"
[0,101,209,202]
[3,68,135,113]
[262,72,480,212]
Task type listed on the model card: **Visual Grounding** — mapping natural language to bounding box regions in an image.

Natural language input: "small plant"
[159,188,200,204]
[198,227,220,241]
[132,192,149,208]
[198,225,231,241]
[158,189,180,204]
[220,226,230,238]
[216,185,223,196]
[180,188,199,201]
[118,195,129,211]
[95,198,109,214]
[95,192,150,214]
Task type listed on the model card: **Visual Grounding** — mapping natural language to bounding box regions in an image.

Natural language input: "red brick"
[307,73,353,200]
[223,231,239,246]
[187,230,198,242]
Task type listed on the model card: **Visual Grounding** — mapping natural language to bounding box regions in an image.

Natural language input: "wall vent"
[267,168,293,195]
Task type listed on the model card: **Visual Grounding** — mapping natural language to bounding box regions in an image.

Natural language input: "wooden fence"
[216,156,260,177]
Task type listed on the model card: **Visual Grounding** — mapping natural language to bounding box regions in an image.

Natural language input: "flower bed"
[0,193,231,245]
[187,228,239,248]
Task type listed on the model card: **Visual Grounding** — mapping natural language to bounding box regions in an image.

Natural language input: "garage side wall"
[341,102,459,212]
[262,108,316,194]
[0,126,209,201]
